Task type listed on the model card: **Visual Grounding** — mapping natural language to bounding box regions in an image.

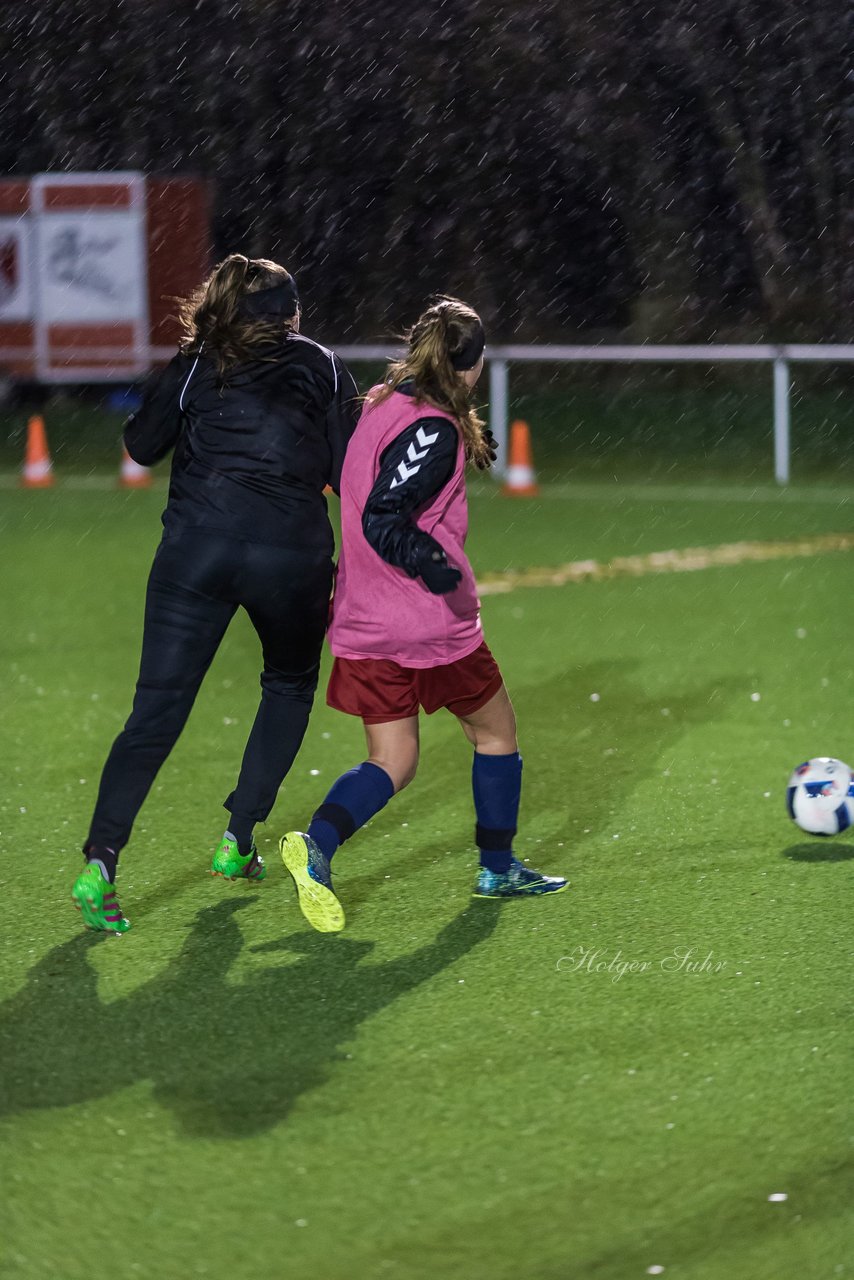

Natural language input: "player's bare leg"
[456,683,518,755]
[364,716,420,793]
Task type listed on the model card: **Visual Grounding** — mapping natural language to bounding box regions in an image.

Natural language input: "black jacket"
[124,334,359,551]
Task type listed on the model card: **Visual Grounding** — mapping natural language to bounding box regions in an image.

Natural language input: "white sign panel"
[36,211,146,323]
[0,216,32,320]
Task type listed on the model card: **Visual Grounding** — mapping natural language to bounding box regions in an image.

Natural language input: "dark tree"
[0,0,849,339]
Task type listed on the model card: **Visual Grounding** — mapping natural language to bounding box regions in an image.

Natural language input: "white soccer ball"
[786,757,854,836]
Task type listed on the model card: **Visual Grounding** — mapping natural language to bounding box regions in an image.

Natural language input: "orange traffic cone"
[501,420,539,497]
[119,446,152,489]
[20,415,54,488]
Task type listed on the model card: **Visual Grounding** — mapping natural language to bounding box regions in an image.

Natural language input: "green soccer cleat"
[472,858,569,899]
[210,835,267,881]
[279,831,345,933]
[71,863,131,933]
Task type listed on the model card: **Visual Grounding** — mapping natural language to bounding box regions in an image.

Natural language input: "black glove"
[418,546,463,595]
[475,427,498,470]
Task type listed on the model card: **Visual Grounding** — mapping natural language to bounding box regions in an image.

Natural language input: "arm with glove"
[361,417,464,594]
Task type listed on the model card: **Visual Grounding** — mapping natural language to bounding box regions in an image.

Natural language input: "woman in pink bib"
[279,298,567,931]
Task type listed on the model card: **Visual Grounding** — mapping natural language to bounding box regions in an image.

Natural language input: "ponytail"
[177,254,298,376]
[371,297,490,469]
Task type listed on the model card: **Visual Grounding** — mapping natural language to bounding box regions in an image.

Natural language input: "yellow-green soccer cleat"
[71,863,131,933]
[210,836,267,881]
[472,858,569,899]
[279,831,345,933]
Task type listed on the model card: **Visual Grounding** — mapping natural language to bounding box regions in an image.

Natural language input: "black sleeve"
[362,417,458,577]
[325,354,360,494]
[123,353,191,466]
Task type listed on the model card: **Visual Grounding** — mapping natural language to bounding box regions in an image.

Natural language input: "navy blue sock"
[472,751,522,874]
[307,762,395,862]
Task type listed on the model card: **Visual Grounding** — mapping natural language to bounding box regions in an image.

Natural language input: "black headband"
[449,320,485,371]
[241,277,299,319]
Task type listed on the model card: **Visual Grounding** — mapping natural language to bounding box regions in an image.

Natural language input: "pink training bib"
[328,388,483,668]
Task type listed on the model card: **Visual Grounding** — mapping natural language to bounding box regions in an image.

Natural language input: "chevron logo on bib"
[390,425,440,488]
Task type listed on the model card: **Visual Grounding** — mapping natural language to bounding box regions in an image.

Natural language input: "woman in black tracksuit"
[71,254,359,932]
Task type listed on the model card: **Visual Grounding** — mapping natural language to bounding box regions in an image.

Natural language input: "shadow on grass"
[782,841,854,863]
[513,660,737,832]
[401,659,735,851]
[309,660,740,905]
[0,897,500,1138]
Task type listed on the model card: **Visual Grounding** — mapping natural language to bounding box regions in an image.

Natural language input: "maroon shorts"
[327,641,504,724]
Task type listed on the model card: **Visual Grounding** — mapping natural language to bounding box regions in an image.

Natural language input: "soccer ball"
[786,757,854,836]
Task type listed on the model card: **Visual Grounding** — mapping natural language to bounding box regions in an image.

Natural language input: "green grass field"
[2,454,853,1277]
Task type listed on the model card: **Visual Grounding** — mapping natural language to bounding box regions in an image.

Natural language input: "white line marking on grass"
[478,532,854,595]
[4,474,849,503]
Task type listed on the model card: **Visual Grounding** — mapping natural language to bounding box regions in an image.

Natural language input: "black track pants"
[85,530,333,854]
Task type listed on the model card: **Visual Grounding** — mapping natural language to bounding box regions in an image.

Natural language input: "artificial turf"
[1,474,853,1280]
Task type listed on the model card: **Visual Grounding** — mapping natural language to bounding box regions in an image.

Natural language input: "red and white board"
[0,172,210,382]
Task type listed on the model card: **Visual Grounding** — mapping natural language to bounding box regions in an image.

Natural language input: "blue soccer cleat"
[472,858,568,899]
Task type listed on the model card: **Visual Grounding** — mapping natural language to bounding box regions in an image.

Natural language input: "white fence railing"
[334,342,854,486]
[5,342,853,485]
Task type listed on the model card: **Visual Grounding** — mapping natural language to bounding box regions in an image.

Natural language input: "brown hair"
[177,254,297,375]
[371,297,490,469]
